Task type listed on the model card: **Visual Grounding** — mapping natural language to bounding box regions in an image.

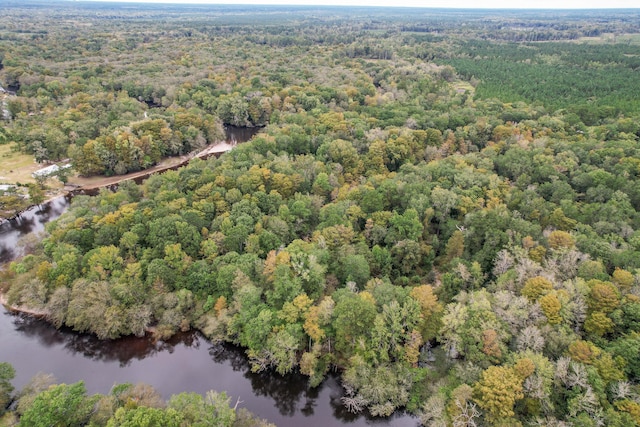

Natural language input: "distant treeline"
[2,3,640,426]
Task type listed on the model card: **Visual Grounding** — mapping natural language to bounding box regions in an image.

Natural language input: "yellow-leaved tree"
[473,365,524,424]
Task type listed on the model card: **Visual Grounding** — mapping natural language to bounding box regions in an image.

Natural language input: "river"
[0,195,71,265]
[0,312,417,426]
[0,126,419,427]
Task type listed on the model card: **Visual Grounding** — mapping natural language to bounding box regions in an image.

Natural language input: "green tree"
[19,381,96,427]
[0,362,15,415]
[431,187,458,230]
[391,239,423,277]
[27,183,45,209]
[106,406,183,427]
[386,208,424,244]
[609,334,640,380]
[0,125,10,144]
[441,229,464,266]
[333,292,377,361]
[168,391,237,427]
[338,254,370,288]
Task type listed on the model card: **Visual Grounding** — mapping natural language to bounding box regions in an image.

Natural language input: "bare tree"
[452,399,481,427]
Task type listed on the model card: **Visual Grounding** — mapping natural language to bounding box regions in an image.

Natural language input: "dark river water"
[0,195,71,265]
[0,312,417,426]
[0,126,418,426]
[226,125,263,145]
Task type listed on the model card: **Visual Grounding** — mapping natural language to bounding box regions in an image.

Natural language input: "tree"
[319,139,362,179]
[0,125,10,144]
[431,187,458,229]
[611,268,634,293]
[587,280,620,313]
[473,366,524,424]
[0,362,15,415]
[584,311,614,337]
[264,327,301,375]
[338,254,370,288]
[86,245,124,281]
[442,230,465,266]
[539,292,562,325]
[112,383,164,409]
[609,334,640,381]
[70,140,104,176]
[391,239,423,276]
[482,329,502,360]
[27,183,45,210]
[66,279,121,339]
[107,406,183,427]
[55,166,72,185]
[386,208,424,244]
[333,292,377,361]
[267,264,303,309]
[409,285,443,341]
[548,230,575,250]
[521,276,553,301]
[19,381,97,427]
[168,391,237,427]
[342,356,412,417]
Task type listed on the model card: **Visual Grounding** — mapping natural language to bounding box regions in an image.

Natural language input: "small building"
[32,163,71,178]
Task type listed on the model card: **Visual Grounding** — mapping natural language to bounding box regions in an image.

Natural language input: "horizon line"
[53,0,640,10]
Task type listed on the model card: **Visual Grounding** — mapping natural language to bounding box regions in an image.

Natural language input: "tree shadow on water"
[207,342,311,417]
[10,313,199,367]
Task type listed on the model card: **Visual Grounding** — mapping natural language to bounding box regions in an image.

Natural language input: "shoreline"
[0,291,49,318]
[0,140,235,222]
[63,140,232,193]
[0,290,163,339]
[0,143,238,335]
[0,136,256,334]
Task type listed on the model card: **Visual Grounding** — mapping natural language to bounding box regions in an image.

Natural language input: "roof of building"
[32,163,71,178]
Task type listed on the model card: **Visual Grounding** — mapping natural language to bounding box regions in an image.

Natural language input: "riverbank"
[1,137,252,317]
[0,139,239,221]
[0,131,257,325]
[0,291,48,318]
[65,140,234,192]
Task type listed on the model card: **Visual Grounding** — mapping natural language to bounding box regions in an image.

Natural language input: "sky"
[88,0,640,9]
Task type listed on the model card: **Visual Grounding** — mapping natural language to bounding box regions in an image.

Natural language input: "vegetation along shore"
[1,2,640,426]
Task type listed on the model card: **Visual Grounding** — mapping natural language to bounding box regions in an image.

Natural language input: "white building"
[32,163,72,178]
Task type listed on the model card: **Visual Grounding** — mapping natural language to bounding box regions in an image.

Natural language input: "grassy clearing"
[0,143,38,185]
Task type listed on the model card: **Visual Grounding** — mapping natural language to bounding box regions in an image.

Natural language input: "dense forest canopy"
[2,2,640,426]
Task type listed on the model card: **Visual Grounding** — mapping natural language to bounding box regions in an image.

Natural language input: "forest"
[2,2,640,426]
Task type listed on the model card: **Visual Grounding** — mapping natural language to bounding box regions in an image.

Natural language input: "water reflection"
[1,306,418,427]
[225,125,262,145]
[210,343,335,420]
[0,125,418,427]
[11,313,195,367]
[209,342,249,371]
[0,127,259,264]
[0,196,71,264]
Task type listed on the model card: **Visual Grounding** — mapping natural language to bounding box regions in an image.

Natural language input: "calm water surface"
[0,196,71,264]
[0,125,418,426]
[225,125,263,144]
[0,311,417,426]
